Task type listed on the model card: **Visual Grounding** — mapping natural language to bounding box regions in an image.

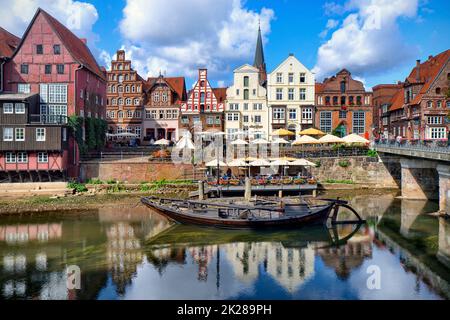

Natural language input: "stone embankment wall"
[310,156,401,189]
[80,161,194,183]
[0,182,70,197]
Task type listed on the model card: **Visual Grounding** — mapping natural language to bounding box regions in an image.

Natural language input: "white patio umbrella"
[318,134,344,144]
[227,159,249,167]
[231,139,248,145]
[271,159,292,166]
[176,136,195,150]
[251,138,270,145]
[205,159,227,167]
[249,159,271,167]
[271,138,290,145]
[291,135,319,146]
[343,134,370,144]
[290,159,317,167]
[153,138,170,146]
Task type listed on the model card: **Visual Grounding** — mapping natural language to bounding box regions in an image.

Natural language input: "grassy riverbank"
[0,191,188,215]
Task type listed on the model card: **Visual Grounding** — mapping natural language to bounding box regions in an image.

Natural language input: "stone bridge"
[375,143,450,213]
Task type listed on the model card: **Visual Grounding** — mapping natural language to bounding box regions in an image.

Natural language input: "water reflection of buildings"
[437,218,450,269]
[189,246,217,282]
[98,206,172,294]
[316,226,373,280]
[224,242,315,293]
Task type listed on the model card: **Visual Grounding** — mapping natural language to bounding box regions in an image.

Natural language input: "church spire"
[253,21,267,85]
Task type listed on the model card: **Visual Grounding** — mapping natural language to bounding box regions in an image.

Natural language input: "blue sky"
[1,0,449,89]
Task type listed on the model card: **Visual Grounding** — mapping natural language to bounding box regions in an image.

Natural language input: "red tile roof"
[39,9,106,80]
[0,27,20,58]
[213,88,227,103]
[407,49,450,105]
[389,88,405,111]
[12,8,106,80]
[146,76,187,103]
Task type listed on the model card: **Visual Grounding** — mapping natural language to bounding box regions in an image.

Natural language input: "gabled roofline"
[10,8,106,81]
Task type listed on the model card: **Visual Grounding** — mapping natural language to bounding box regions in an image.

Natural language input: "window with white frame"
[276,88,283,100]
[154,92,160,102]
[145,110,152,119]
[288,88,294,101]
[233,113,239,121]
[173,110,179,119]
[135,111,141,119]
[181,116,189,124]
[288,73,294,84]
[118,111,123,118]
[429,127,446,139]
[254,115,262,123]
[17,152,28,163]
[36,128,46,141]
[288,109,297,120]
[151,110,157,119]
[38,152,48,163]
[253,103,262,110]
[5,152,16,163]
[134,98,140,105]
[352,111,366,134]
[166,110,173,119]
[339,110,347,119]
[127,110,133,118]
[320,111,332,133]
[40,84,68,103]
[162,93,168,102]
[243,115,249,123]
[126,98,132,105]
[135,127,141,138]
[428,116,443,125]
[302,108,313,120]
[273,108,285,120]
[206,117,214,125]
[18,84,31,93]
[227,113,233,121]
[300,73,306,83]
[229,103,239,111]
[276,73,283,83]
[3,103,13,114]
[3,128,13,141]
[15,128,25,141]
[14,103,25,114]
[299,88,306,100]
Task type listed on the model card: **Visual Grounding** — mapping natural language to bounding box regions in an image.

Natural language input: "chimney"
[80,38,87,45]
[416,60,421,82]
[428,55,433,60]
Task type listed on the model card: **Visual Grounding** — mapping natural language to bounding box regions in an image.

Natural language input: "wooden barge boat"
[141,196,364,230]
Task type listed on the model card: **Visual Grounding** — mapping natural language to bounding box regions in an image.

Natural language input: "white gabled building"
[225,64,269,140]
[267,54,315,136]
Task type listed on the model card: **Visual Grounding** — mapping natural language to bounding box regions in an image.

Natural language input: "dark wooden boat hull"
[141,198,334,229]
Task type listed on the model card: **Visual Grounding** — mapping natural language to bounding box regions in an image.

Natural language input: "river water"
[0,191,449,300]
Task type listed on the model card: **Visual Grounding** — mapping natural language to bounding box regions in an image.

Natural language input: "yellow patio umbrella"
[271,128,295,137]
[298,128,326,136]
[342,134,370,144]
[292,135,319,145]
[318,134,344,144]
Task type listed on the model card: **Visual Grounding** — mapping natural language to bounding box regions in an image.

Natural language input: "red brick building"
[387,50,450,141]
[1,8,107,179]
[143,75,186,143]
[372,83,402,139]
[315,69,373,137]
[0,27,20,93]
[180,69,226,135]
[106,50,145,142]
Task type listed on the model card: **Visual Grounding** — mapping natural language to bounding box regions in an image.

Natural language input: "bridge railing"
[374,140,450,154]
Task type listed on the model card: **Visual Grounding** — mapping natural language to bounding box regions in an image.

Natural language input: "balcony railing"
[374,139,450,154]
[29,114,68,125]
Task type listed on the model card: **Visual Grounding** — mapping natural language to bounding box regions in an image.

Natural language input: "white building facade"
[267,54,315,136]
[225,65,269,140]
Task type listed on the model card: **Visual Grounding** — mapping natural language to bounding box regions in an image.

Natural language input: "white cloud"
[116,0,275,85]
[314,0,420,82]
[0,0,99,45]
[319,19,340,38]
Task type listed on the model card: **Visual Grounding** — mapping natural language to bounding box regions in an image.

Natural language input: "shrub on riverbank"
[338,160,350,168]
[68,182,88,193]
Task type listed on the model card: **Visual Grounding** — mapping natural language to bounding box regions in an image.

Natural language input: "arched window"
[137,86,141,92]
[154,92,160,102]
[118,111,123,118]
[134,98,140,105]
[333,96,338,105]
[125,85,130,93]
[131,86,135,93]
[243,76,249,87]
[118,98,123,105]
[112,85,116,93]
[118,64,123,70]
[127,110,133,118]
[356,96,362,105]
[126,98,132,105]
[112,98,117,105]
[107,85,111,93]
[427,101,433,108]
[125,74,129,81]
[340,96,346,105]
[162,93,168,102]
[325,96,330,105]
[200,81,205,87]
[349,96,354,105]
[437,101,442,108]
[118,86,123,93]
[200,92,205,103]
